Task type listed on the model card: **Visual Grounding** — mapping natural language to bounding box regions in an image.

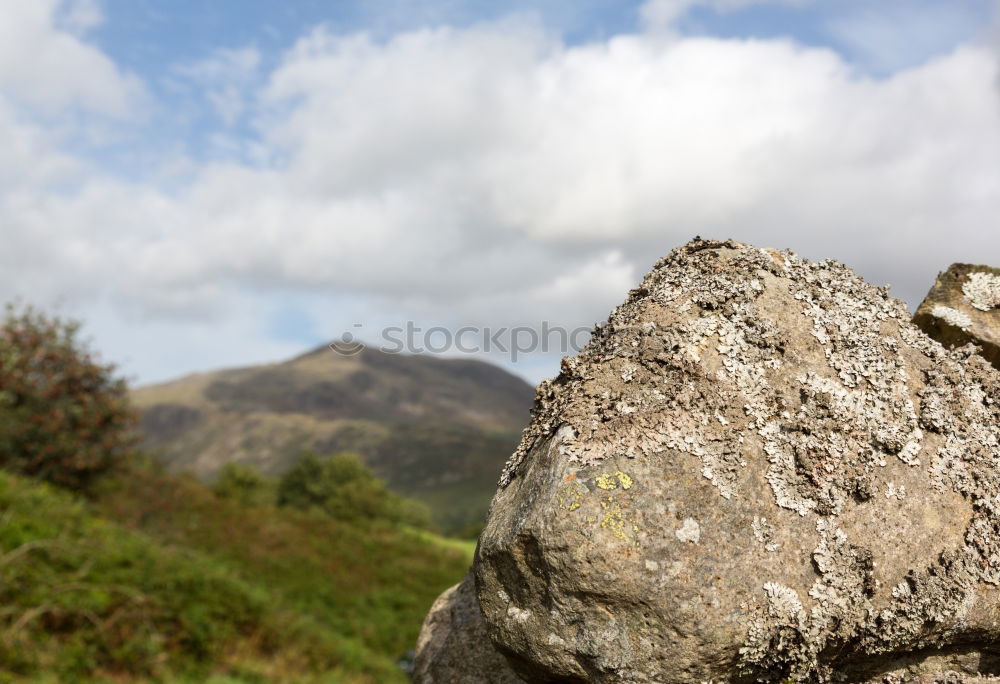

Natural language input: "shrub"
[277,451,434,529]
[391,496,436,531]
[0,304,135,490]
[213,462,275,507]
[278,451,395,523]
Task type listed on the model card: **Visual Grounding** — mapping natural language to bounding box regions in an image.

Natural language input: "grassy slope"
[0,467,471,682]
[95,465,473,678]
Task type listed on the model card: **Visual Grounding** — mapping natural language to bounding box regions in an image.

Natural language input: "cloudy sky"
[2,0,999,385]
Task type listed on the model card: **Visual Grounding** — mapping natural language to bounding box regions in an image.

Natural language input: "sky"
[1,0,999,386]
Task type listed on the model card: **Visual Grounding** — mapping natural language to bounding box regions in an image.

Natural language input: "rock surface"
[412,570,524,683]
[473,239,1000,683]
[913,263,1000,371]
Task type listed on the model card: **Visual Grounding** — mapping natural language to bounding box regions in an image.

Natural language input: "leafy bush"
[278,451,434,529]
[278,451,394,522]
[0,304,136,490]
[392,496,436,532]
[213,462,275,507]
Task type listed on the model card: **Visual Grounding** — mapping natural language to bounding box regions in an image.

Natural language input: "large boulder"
[913,263,1000,371]
[412,570,524,683]
[474,239,1000,683]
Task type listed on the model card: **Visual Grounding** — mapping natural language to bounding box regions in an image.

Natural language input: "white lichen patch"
[676,518,701,544]
[752,516,779,552]
[931,304,973,330]
[962,271,1000,311]
[506,605,532,622]
[885,482,906,500]
[762,582,805,622]
[742,520,880,680]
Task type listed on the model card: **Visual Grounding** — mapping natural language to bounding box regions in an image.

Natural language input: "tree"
[0,304,135,490]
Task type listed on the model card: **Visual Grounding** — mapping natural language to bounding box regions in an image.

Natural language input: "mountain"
[132,345,536,533]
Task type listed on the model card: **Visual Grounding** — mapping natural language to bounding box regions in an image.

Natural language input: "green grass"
[403,527,477,562]
[0,465,471,682]
[95,463,471,679]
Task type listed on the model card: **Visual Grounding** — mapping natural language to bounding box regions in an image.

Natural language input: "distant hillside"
[132,346,535,533]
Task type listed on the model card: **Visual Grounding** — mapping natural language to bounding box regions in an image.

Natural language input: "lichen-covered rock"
[869,672,1000,684]
[913,263,1000,371]
[474,239,1000,683]
[412,570,525,683]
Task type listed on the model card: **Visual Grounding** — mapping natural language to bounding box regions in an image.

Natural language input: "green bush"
[278,451,394,522]
[213,462,275,507]
[0,304,135,490]
[277,451,434,530]
[391,496,436,532]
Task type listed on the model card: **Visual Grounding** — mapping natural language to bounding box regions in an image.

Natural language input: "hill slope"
[133,346,535,533]
[0,466,471,682]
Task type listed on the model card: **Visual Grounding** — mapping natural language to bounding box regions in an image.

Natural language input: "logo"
[328,323,365,356]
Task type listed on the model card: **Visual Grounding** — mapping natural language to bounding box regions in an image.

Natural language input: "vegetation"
[96,463,471,682]
[0,304,475,681]
[277,451,434,529]
[0,470,278,681]
[0,304,135,490]
[0,464,471,682]
[213,462,276,508]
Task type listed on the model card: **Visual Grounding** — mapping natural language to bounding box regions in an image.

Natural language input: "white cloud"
[0,0,142,116]
[2,8,1000,384]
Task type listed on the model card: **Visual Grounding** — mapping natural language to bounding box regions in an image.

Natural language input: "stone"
[870,673,1000,684]
[913,263,1000,371]
[473,239,1000,683]
[412,570,525,683]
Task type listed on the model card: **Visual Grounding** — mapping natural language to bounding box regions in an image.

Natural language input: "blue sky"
[90,0,993,69]
[1,0,999,385]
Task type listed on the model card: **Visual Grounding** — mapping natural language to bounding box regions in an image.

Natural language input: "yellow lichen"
[557,483,585,511]
[596,471,633,490]
[595,474,618,490]
[599,499,640,547]
[599,500,625,538]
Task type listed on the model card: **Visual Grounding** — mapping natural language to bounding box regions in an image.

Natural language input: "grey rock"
[868,672,1000,684]
[412,570,525,683]
[913,263,1000,371]
[473,239,1000,683]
